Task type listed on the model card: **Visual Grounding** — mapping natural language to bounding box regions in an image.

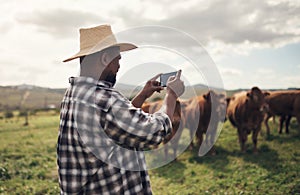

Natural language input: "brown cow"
[227,87,269,153]
[141,99,182,159]
[181,90,227,155]
[264,90,300,135]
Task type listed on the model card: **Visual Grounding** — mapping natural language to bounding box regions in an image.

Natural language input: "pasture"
[0,111,299,194]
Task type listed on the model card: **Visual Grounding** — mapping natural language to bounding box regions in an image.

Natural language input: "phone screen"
[160,71,177,87]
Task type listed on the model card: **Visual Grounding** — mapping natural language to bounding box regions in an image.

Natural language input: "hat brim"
[63,43,137,62]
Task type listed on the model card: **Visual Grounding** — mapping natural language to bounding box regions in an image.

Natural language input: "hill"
[0,83,213,110]
[0,85,65,111]
[1,83,298,111]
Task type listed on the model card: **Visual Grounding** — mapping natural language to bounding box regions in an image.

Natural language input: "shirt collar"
[68,77,113,88]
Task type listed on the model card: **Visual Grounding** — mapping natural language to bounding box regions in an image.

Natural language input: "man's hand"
[131,74,164,108]
[157,70,185,121]
[166,70,185,98]
[141,74,164,99]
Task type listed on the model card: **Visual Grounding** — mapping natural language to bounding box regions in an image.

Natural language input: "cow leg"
[173,145,177,160]
[285,115,291,134]
[187,123,197,150]
[172,137,180,160]
[279,116,285,134]
[207,128,217,156]
[164,144,169,161]
[264,114,271,136]
[206,134,216,156]
[188,128,194,150]
[252,128,260,154]
[171,123,181,160]
[238,128,246,153]
[242,131,247,153]
[164,140,177,161]
[237,129,242,151]
[196,130,203,148]
[208,134,216,156]
[198,134,203,148]
[166,141,177,161]
[296,115,300,130]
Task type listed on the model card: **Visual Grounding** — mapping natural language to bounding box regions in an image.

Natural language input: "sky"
[0,0,299,90]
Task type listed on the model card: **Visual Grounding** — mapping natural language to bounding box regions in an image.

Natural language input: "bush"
[19,110,28,117]
[30,109,37,115]
[4,111,14,119]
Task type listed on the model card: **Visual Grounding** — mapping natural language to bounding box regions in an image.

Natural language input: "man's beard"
[104,72,116,87]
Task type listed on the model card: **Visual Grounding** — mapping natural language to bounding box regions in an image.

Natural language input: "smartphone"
[160,71,177,87]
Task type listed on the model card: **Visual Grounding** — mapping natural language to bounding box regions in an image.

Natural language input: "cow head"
[247,87,269,112]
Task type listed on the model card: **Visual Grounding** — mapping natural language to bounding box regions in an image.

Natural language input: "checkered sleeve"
[102,92,172,149]
[58,78,159,194]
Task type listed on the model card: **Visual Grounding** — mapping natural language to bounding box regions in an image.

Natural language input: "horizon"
[2,82,299,91]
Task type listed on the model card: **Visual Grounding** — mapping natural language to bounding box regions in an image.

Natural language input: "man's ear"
[101,52,110,66]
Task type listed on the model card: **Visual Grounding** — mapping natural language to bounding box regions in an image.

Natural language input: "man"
[57,24,185,194]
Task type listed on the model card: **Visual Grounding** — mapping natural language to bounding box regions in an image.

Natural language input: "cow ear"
[203,93,210,100]
[247,92,252,98]
[226,97,231,105]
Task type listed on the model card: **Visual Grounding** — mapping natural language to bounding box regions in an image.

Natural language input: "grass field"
[0,112,299,194]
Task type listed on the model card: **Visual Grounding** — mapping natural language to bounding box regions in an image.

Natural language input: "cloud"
[254,68,277,82]
[0,22,13,34]
[15,8,103,39]
[220,68,242,76]
[13,0,300,51]
[115,0,300,49]
[256,68,275,75]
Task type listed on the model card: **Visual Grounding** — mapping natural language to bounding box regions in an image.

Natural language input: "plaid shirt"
[57,77,172,194]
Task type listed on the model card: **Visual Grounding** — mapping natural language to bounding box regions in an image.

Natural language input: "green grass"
[0,113,299,194]
[0,112,59,194]
[150,120,300,195]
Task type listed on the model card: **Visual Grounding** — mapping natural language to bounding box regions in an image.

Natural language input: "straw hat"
[63,24,137,62]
